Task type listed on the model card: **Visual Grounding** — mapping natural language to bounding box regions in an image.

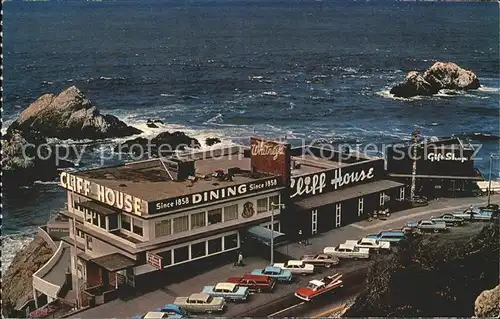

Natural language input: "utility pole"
[410,126,420,202]
[488,154,500,205]
[270,198,285,265]
[72,215,81,309]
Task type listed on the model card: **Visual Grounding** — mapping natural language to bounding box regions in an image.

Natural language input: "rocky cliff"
[7,86,142,140]
[344,224,499,317]
[390,62,480,98]
[2,234,55,318]
[475,285,500,318]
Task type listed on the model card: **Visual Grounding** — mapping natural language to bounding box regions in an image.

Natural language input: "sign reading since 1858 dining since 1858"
[151,177,281,214]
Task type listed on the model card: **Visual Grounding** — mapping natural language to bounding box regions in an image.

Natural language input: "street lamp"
[487,154,500,205]
[270,199,285,265]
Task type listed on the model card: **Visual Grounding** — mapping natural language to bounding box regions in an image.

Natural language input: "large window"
[86,235,93,251]
[121,214,131,231]
[98,214,106,229]
[174,246,189,264]
[269,195,280,210]
[158,250,172,267]
[173,216,189,234]
[133,219,143,236]
[208,238,222,255]
[257,198,268,214]
[155,219,172,238]
[191,212,206,229]
[191,242,206,259]
[224,233,238,250]
[224,204,238,221]
[108,215,118,230]
[208,208,222,225]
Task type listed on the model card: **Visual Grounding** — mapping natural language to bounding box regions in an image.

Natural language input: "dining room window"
[208,208,222,225]
[191,212,206,229]
[173,216,189,234]
[257,198,268,213]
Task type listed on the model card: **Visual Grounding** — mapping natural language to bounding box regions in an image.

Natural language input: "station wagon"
[201,282,249,302]
[173,293,226,314]
[251,266,293,282]
[226,274,276,293]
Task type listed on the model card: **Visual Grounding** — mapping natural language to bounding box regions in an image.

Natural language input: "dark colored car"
[226,274,276,293]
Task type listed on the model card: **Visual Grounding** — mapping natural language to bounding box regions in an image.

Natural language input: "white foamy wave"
[261,91,279,97]
[160,93,176,97]
[477,86,499,93]
[376,89,425,101]
[34,180,59,185]
[1,231,36,273]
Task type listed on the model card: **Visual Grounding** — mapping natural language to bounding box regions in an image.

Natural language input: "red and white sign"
[146,251,163,270]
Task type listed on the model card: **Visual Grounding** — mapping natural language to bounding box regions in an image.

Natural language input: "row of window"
[156,233,239,267]
[154,195,280,239]
[122,214,144,236]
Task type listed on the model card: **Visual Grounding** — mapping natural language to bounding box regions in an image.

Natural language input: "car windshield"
[374,240,380,245]
[307,282,319,290]
[206,296,213,303]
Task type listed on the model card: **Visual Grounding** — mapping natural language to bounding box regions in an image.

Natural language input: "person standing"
[237,251,244,266]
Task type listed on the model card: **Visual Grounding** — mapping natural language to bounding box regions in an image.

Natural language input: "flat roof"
[91,253,136,272]
[76,149,277,202]
[290,155,346,176]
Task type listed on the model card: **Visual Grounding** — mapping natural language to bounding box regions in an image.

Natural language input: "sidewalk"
[277,194,500,259]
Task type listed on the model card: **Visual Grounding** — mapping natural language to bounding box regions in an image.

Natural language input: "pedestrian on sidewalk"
[234,251,245,266]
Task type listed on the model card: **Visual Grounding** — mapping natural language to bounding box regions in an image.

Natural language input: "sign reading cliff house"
[250,137,291,185]
[289,159,384,199]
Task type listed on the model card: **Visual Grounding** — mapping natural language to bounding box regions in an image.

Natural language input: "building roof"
[91,253,136,272]
[294,179,404,210]
[76,148,278,202]
[215,282,237,291]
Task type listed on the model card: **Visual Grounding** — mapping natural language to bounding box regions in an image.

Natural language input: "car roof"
[161,304,181,311]
[242,274,270,281]
[215,282,237,291]
[189,293,210,302]
[286,260,303,266]
[379,231,405,236]
[309,279,325,287]
[361,237,377,242]
[143,312,168,319]
[339,243,355,249]
[264,266,281,272]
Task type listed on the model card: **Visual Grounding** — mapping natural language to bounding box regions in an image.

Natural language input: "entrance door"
[311,209,318,235]
[335,204,342,228]
[358,198,364,217]
[399,187,405,200]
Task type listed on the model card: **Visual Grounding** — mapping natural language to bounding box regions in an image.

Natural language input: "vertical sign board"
[146,251,163,271]
[250,137,291,186]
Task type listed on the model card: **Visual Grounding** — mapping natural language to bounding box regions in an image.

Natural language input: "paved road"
[70,195,499,318]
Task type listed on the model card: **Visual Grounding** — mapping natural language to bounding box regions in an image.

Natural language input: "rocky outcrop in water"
[205,137,222,146]
[390,62,480,98]
[1,129,74,188]
[116,131,202,158]
[7,86,142,140]
[344,224,499,317]
[2,234,55,318]
[475,285,500,318]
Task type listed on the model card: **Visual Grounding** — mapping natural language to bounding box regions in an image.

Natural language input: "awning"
[91,253,136,272]
[295,179,404,210]
[246,226,287,247]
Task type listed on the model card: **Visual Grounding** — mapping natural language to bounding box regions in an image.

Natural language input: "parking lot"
[70,194,499,318]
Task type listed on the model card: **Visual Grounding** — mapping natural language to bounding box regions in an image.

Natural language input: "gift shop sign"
[151,177,281,214]
[427,152,468,163]
[59,172,145,215]
[290,166,376,199]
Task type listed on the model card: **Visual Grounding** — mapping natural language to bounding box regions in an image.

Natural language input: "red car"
[226,274,276,293]
[294,273,343,301]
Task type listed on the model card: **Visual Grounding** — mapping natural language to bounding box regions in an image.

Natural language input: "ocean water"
[2,0,499,271]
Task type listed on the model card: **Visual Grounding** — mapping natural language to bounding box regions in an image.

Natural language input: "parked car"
[250,266,293,282]
[430,213,465,226]
[131,304,189,319]
[344,238,391,253]
[299,253,340,268]
[323,243,370,259]
[272,260,315,275]
[226,274,276,293]
[403,219,449,233]
[452,210,492,221]
[173,293,226,314]
[366,231,408,244]
[479,204,499,213]
[294,273,344,302]
[201,282,249,302]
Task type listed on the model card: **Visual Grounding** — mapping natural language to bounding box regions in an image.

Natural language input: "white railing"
[32,241,65,298]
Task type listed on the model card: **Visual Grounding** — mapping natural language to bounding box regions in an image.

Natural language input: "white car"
[273,260,315,275]
[344,238,391,253]
[323,243,370,259]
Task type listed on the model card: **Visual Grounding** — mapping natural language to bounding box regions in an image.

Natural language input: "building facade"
[386,137,484,198]
[60,147,285,294]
